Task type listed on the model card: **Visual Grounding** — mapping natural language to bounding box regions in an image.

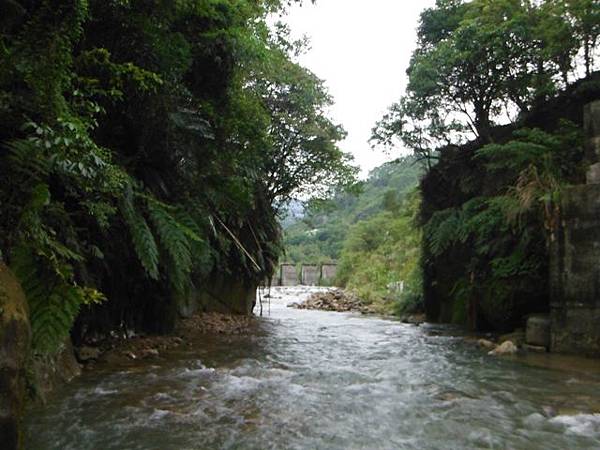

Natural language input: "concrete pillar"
[320,264,337,286]
[301,265,319,286]
[280,264,298,286]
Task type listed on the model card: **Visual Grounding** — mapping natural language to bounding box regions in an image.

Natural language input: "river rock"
[499,329,525,346]
[139,348,160,359]
[488,340,518,356]
[0,262,31,450]
[478,339,496,350]
[523,344,547,353]
[75,346,101,363]
[288,289,370,313]
[401,313,426,325]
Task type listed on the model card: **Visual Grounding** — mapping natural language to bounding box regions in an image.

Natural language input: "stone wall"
[550,100,600,356]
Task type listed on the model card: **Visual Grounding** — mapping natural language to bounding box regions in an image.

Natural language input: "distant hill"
[282,156,424,263]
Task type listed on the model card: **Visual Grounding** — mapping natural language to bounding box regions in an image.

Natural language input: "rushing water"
[26,287,600,450]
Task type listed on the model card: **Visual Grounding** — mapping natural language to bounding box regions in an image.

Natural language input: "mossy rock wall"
[0,262,31,450]
[420,74,600,331]
[178,272,257,317]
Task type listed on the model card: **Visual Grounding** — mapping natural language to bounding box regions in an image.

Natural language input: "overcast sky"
[280,0,436,177]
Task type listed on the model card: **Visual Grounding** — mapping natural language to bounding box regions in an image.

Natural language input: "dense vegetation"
[283,156,421,263]
[374,0,600,330]
[0,0,355,354]
[282,156,423,312]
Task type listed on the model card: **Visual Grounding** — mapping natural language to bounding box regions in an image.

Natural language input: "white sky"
[281,0,436,177]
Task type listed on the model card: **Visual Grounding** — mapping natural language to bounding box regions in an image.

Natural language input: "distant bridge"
[274,263,337,287]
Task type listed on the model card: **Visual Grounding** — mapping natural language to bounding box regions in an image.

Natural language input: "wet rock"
[75,346,101,363]
[29,339,82,404]
[488,340,518,356]
[523,344,547,353]
[139,348,160,359]
[401,314,426,325]
[478,339,496,350]
[499,329,525,347]
[542,406,558,418]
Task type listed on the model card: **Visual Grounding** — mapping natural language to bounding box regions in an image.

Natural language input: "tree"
[373,0,599,159]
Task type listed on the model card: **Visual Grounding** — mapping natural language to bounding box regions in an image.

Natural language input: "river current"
[26,287,600,449]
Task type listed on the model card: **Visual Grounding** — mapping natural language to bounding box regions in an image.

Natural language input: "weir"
[276,264,337,287]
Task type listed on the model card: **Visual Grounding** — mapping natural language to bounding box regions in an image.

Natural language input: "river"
[26,287,600,449]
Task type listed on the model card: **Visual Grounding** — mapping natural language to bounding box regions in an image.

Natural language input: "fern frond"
[120,194,160,280]
[5,138,50,182]
[146,197,192,292]
[11,244,90,354]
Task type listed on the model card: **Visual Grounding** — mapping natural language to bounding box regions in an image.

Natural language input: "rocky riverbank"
[76,312,258,367]
[288,289,378,314]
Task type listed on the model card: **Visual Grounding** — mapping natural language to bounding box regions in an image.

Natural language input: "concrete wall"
[321,264,337,283]
[280,264,298,287]
[274,264,338,286]
[301,265,320,286]
[550,100,600,356]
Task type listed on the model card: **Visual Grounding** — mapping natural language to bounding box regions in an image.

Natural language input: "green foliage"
[283,156,423,263]
[146,196,202,292]
[336,190,423,314]
[120,192,160,281]
[373,0,599,156]
[477,120,584,231]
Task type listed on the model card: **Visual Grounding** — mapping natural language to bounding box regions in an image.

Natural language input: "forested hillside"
[283,156,422,263]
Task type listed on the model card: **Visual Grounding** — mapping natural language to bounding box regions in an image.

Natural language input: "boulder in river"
[478,339,496,350]
[75,346,101,363]
[488,340,518,356]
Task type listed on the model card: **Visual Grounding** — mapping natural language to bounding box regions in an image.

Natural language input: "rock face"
[177,272,258,317]
[0,262,31,450]
[550,101,600,356]
[30,339,81,403]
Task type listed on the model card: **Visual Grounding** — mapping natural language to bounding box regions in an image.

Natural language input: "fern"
[120,193,160,280]
[5,138,50,182]
[10,245,99,354]
[146,197,193,292]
